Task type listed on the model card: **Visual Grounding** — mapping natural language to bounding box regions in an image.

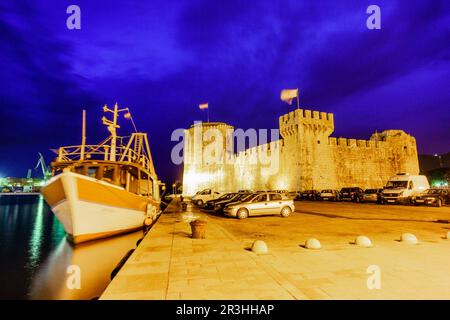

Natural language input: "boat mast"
[80,109,86,160]
[102,103,127,162]
[110,103,118,161]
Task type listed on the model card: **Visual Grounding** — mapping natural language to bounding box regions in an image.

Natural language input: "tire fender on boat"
[144,203,157,226]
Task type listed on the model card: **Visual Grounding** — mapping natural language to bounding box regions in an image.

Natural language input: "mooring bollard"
[305,238,321,249]
[400,233,418,244]
[355,235,372,247]
[251,240,269,254]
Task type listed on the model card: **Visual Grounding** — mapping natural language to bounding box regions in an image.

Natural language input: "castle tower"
[371,130,420,175]
[279,109,336,190]
[182,122,234,196]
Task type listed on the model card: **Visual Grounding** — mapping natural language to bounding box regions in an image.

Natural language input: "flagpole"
[296,90,299,109]
[207,107,210,123]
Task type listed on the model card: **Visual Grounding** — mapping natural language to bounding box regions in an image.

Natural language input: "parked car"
[319,189,340,201]
[224,192,294,219]
[300,190,320,200]
[213,192,253,212]
[362,189,383,203]
[288,191,301,200]
[414,189,449,207]
[191,188,223,206]
[273,190,289,195]
[381,173,430,204]
[340,187,364,202]
[203,193,236,210]
[238,189,253,193]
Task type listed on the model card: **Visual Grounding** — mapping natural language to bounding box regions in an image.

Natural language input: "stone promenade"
[101,200,450,300]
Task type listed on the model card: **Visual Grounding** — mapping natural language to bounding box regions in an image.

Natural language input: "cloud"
[0,0,449,180]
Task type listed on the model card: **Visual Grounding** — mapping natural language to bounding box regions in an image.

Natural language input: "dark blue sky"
[0,0,449,183]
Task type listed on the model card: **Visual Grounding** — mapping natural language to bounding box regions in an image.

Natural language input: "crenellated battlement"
[279,108,334,138]
[279,108,333,124]
[328,135,393,149]
[236,139,281,161]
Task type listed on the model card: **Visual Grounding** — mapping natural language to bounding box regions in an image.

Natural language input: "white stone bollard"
[251,240,269,254]
[400,233,418,244]
[305,238,321,250]
[355,235,372,247]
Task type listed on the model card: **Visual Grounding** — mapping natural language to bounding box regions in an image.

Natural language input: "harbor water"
[0,194,144,300]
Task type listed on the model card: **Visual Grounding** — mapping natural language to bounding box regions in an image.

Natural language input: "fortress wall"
[327,131,420,189]
[182,110,420,195]
[329,137,390,189]
[182,122,236,195]
[234,140,284,191]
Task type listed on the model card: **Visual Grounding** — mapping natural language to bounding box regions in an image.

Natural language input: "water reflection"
[30,230,143,300]
[0,195,144,300]
[28,197,45,269]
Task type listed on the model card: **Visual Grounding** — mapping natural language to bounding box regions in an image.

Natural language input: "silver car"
[319,189,340,201]
[362,189,383,203]
[223,192,295,219]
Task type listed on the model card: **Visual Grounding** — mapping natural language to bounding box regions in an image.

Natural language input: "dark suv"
[340,187,364,202]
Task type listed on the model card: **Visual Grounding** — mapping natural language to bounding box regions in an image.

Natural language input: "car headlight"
[398,191,404,197]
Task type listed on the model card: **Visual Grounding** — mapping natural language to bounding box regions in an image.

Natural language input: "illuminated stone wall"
[182,109,420,195]
[182,122,235,195]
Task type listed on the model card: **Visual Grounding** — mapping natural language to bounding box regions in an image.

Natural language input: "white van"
[191,188,223,206]
[381,173,430,204]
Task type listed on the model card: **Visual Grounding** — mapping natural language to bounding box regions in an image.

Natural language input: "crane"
[34,153,52,181]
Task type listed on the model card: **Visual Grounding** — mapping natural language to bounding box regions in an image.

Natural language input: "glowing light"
[183,170,225,195]
[28,196,45,269]
[275,177,288,190]
[432,180,449,187]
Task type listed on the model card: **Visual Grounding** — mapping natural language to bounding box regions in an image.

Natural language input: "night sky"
[1,1,449,184]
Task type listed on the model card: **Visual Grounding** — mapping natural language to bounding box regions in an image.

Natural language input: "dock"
[0,193,41,196]
[101,200,306,299]
[101,200,450,300]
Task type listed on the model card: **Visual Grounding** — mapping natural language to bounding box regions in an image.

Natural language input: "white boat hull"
[42,172,159,244]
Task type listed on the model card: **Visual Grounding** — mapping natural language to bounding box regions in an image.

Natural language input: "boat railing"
[56,144,152,172]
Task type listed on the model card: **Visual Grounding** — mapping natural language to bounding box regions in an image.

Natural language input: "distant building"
[419,153,450,173]
[182,108,419,195]
[1,177,44,193]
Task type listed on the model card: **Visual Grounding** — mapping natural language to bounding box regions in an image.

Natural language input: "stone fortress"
[182,108,420,195]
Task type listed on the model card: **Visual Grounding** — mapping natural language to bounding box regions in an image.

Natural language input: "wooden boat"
[41,104,161,244]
